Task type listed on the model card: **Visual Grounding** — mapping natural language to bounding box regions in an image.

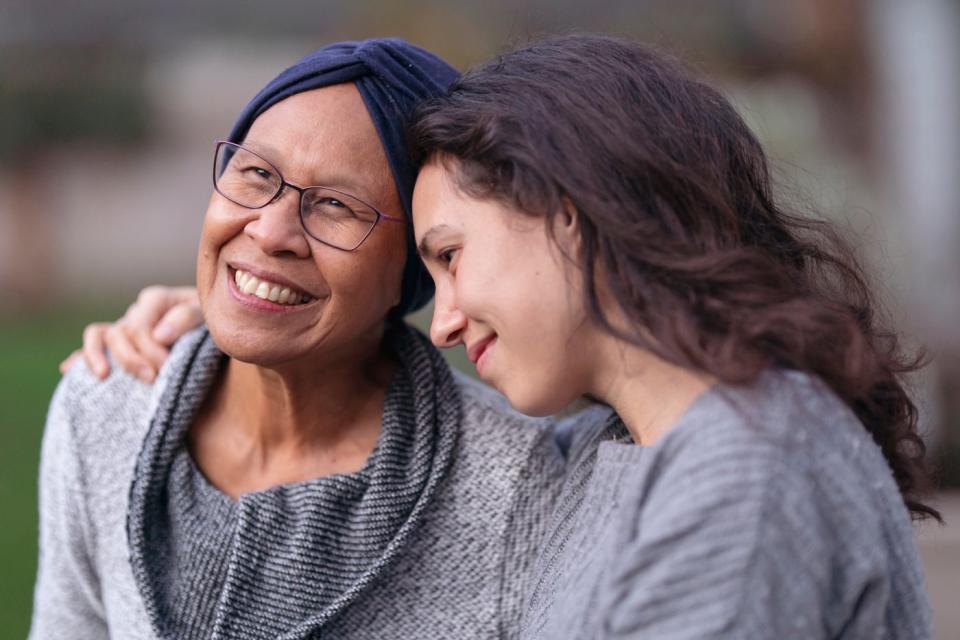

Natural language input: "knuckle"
[170,304,194,323]
[139,285,164,303]
[104,322,125,342]
[83,322,106,341]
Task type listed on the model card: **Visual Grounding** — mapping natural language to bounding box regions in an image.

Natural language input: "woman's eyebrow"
[417,225,454,258]
[240,139,284,163]
[241,139,372,196]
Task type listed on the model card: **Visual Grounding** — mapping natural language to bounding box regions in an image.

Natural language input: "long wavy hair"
[410,34,939,520]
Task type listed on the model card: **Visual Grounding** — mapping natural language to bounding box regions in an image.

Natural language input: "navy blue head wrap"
[227,38,458,318]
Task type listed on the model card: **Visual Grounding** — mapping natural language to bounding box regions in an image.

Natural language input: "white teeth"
[233,269,311,306]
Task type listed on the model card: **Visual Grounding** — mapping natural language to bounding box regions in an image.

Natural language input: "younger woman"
[406,34,936,639]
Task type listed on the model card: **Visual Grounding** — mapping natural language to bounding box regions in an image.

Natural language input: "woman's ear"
[560,197,577,229]
[554,197,581,255]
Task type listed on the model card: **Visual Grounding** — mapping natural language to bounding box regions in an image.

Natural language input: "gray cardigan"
[523,371,933,639]
[30,328,565,639]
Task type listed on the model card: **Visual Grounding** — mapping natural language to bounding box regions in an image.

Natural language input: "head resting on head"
[230,37,459,320]
[410,33,938,521]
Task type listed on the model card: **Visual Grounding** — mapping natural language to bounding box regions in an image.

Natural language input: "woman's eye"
[319,198,349,212]
[240,165,275,181]
[307,197,360,221]
[439,248,459,265]
[321,198,351,212]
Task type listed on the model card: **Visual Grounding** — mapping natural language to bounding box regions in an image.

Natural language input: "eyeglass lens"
[214,142,380,250]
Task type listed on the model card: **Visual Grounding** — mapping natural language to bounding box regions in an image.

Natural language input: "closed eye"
[438,247,458,264]
[236,164,275,180]
[306,196,357,219]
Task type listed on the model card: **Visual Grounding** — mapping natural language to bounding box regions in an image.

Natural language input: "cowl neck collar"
[127,324,461,639]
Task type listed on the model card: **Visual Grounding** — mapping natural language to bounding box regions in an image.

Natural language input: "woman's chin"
[502,384,574,418]
[206,322,297,368]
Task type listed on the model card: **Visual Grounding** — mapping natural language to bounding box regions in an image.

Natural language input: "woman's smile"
[226,265,323,314]
[468,334,497,379]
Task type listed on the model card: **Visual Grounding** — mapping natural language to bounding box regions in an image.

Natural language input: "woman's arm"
[60,286,201,382]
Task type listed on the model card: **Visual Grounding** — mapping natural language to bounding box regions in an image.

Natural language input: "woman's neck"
[231,356,391,441]
[190,334,395,497]
[588,333,713,446]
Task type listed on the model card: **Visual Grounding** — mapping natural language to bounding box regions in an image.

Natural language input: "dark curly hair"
[409,34,940,521]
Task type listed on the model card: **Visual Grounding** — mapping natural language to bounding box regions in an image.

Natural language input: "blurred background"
[1,0,958,637]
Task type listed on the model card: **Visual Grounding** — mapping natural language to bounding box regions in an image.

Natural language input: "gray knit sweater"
[523,371,933,639]
[30,326,565,639]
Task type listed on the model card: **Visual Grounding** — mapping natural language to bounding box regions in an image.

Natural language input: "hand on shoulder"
[59,286,202,382]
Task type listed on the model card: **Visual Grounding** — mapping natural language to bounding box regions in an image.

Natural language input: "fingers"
[64,285,202,384]
[170,285,200,307]
[152,300,205,346]
[104,318,166,382]
[80,322,112,379]
[59,350,83,375]
[128,286,177,330]
[102,288,174,381]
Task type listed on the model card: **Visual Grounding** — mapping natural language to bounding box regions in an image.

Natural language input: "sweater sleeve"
[29,371,109,640]
[599,423,893,640]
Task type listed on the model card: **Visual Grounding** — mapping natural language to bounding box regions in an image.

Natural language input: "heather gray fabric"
[128,326,462,639]
[30,326,565,640]
[522,371,933,640]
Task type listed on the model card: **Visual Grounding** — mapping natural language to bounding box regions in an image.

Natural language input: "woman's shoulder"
[46,327,210,475]
[660,369,888,473]
[598,371,931,638]
[50,360,154,457]
[630,368,917,563]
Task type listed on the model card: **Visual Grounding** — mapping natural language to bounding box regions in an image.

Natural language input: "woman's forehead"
[243,85,395,197]
[246,85,382,158]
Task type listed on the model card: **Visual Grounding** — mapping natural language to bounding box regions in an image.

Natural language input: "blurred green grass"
[0,307,125,639]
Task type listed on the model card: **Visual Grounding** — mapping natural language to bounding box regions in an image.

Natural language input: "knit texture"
[30,325,564,640]
[522,371,933,639]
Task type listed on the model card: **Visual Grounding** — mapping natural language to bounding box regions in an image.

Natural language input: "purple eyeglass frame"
[212,140,406,252]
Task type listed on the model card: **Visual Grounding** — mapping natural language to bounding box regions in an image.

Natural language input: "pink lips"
[467,334,497,377]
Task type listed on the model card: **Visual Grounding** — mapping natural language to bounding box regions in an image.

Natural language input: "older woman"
[31,39,565,640]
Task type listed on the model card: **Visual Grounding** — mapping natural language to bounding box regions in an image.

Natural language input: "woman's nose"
[430,283,467,349]
[244,190,311,257]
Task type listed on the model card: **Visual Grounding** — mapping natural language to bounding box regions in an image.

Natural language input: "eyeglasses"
[212,140,405,251]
